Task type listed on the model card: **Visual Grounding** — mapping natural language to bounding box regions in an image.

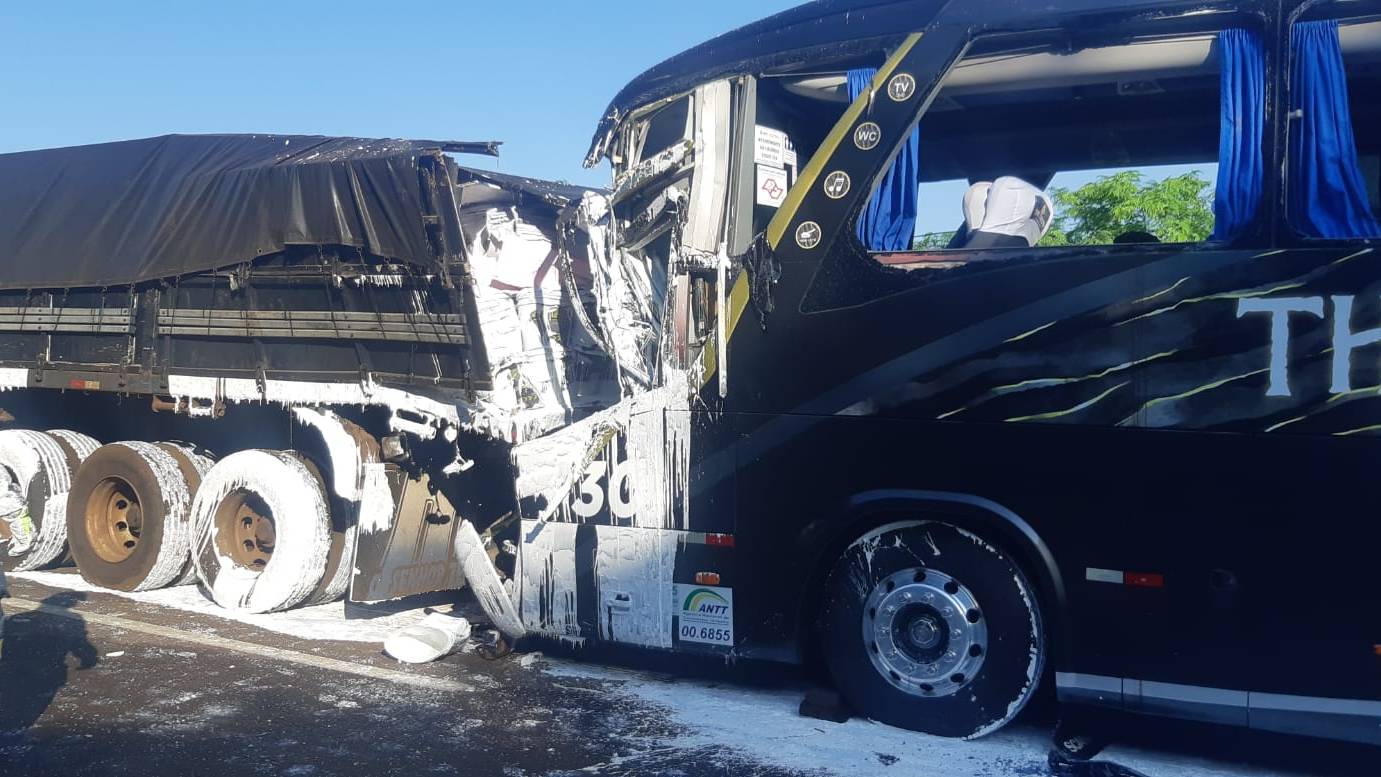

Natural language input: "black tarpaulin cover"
[0,133,501,290]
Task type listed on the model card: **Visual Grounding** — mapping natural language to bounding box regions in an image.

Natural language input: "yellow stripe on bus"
[765,32,924,250]
[703,32,924,389]
[699,270,751,386]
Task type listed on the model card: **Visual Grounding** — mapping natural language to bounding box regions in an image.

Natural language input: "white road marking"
[5,597,471,694]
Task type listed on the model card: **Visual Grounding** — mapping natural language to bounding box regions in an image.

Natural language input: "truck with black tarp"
[0,133,629,636]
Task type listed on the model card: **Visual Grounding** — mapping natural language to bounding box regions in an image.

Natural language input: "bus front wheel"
[819,521,1045,738]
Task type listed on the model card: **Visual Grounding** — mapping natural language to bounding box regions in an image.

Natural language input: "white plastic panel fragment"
[683,79,733,254]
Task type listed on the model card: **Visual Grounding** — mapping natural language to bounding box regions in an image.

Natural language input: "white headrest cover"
[962,181,992,232]
[973,176,1054,247]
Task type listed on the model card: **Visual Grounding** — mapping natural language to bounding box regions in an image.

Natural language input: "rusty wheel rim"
[215,490,276,571]
[84,478,143,563]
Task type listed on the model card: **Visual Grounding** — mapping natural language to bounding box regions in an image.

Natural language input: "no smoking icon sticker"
[795,221,823,250]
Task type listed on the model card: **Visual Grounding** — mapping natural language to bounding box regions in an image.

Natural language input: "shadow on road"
[0,591,99,743]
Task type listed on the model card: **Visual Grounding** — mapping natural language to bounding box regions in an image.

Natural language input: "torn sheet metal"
[0,134,499,290]
[465,206,577,442]
[455,518,525,639]
[568,193,664,393]
[511,369,692,531]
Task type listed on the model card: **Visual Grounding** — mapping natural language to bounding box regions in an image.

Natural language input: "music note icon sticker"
[823,171,852,200]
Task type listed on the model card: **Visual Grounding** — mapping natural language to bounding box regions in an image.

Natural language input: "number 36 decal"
[570,441,635,522]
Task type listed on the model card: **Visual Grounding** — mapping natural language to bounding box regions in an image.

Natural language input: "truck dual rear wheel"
[820,521,1045,739]
[189,450,331,613]
[66,442,199,592]
[0,429,88,571]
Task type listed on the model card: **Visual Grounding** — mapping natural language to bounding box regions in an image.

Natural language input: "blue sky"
[0,1,1214,236]
[0,1,799,187]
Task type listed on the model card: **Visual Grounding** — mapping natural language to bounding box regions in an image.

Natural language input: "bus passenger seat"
[964,177,1054,249]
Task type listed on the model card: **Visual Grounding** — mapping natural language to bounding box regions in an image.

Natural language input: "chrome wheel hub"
[862,568,987,698]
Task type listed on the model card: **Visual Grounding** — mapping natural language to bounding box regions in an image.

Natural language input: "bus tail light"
[1125,572,1165,589]
[706,533,735,547]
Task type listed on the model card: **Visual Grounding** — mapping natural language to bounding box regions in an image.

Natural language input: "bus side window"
[853,27,1274,265]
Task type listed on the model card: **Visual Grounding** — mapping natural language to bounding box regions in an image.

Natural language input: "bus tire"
[820,521,1045,738]
[66,442,197,591]
[189,450,331,613]
[0,429,82,571]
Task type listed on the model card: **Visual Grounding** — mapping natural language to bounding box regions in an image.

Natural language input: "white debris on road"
[11,570,429,643]
[542,662,1329,777]
[383,612,473,664]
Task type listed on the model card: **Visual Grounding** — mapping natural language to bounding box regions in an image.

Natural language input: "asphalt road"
[1,571,1376,777]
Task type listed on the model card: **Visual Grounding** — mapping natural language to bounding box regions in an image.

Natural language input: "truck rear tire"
[157,442,215,586]
[48,429,100,460]
[0,429,83,571]
[189,450,331,613]
[819,521,1045,738]
[66,442,197,591]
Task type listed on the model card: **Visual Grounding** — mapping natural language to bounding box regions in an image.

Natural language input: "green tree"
[913,230,956,250]
[1040,170,1215,246]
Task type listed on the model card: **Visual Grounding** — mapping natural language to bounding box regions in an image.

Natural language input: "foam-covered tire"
[44,430,102,567]
[291,410,378,607]
[65,442,196,591]
[819,522,1045,739]
[190,450,331,613]
[0,430,82,570]
[157,442,215,586]
[47,430,100,460]
[302,500,356,607]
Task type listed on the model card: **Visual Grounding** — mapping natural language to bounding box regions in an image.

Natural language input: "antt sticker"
[674,584,734,646]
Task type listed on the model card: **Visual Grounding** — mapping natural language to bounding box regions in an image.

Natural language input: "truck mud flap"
[350,468,466,603]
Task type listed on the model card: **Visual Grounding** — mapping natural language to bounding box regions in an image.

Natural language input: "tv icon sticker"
[888,73,917,102]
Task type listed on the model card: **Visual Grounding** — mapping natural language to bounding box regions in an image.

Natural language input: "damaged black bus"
[3,0,1380,750]
[533,0,1381,745]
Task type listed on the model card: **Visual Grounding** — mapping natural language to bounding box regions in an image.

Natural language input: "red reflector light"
[1125,572,1164,589]
[706,533,735,547]
[1373,645,1381,657]
[695,572,721,585]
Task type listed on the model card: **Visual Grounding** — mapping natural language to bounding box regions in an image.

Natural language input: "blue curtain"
[1289,20,1381,239]
[1212,28,1266,241]
[848,68,920,251]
